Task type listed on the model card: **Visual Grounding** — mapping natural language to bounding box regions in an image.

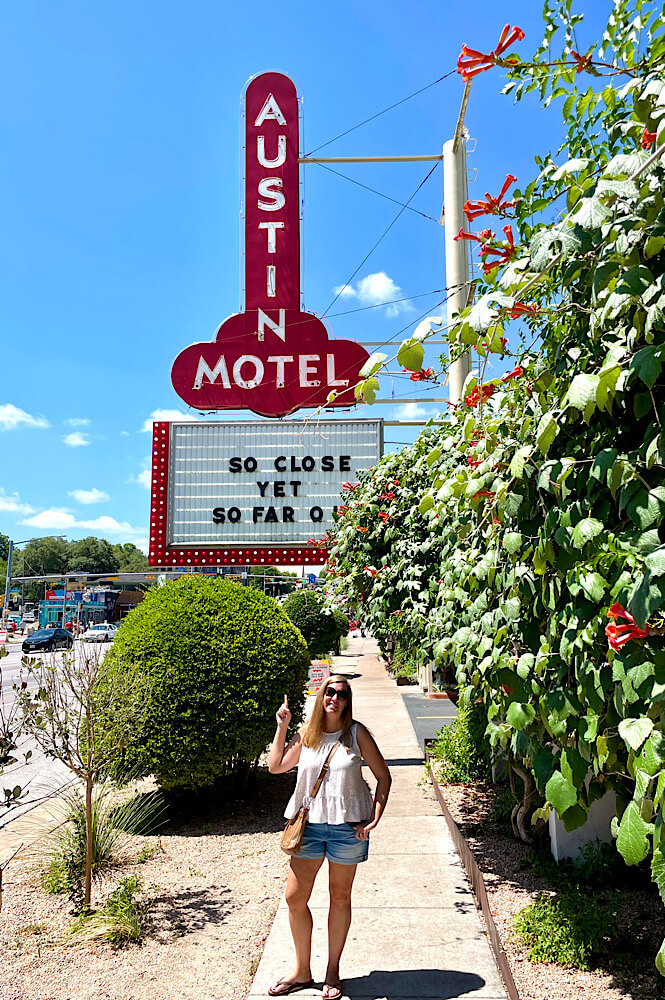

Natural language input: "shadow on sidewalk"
[338,967,487,998]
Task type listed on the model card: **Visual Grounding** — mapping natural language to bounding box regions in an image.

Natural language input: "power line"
[305,70,456,156]
[321,162,441,319]
[328,288,444,317]
[316,163,440,222]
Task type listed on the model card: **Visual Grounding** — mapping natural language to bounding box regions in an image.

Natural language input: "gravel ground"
[0,768,296,1000]
[438,779,665,1000]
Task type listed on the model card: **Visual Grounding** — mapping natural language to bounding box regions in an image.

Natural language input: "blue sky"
[1,0,609,552]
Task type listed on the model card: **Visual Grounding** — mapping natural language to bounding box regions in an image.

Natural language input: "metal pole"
[444,79,473,406]
[3,541,13,624]
[443,137,471,405]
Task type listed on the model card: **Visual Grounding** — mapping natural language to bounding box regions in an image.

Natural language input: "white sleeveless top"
[284,722,374,824]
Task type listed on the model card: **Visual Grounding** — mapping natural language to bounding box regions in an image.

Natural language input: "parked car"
[81,623,118,643]
[21,612,36,624]
[22,628,74,653]
[8,614,22,627]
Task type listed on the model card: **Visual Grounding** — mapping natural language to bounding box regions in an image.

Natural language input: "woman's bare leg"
[324,861,358,997]
[278,857,324,989]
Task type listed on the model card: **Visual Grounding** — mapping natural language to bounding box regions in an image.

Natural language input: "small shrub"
[40,783,166,910]
[282,590,344,656]
[490,785,518,825]
[99,577,310,792]
[512,891,613,969]
[520,839,631,888]
[430,703,491,784]
[73,875,144,944]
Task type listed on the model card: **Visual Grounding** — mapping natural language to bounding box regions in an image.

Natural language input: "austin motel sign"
[170,72,369,418]
[150,73,376,568]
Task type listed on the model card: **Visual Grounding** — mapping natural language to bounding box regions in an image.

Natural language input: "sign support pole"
[443,80,473,406]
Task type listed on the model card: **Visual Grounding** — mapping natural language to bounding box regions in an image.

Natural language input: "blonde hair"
[300,674,354,749]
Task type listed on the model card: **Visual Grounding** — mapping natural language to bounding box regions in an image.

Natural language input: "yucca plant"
[40,782,166,911]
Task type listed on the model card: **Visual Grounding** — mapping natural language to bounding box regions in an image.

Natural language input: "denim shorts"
[296,821,369,865]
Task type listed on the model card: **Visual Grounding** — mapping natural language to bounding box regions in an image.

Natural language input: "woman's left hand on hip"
[354,821,376,840]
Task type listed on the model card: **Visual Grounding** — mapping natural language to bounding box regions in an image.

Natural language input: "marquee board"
[149,418,383,567]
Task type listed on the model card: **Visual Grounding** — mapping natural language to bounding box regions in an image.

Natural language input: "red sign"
[171,72,369,418]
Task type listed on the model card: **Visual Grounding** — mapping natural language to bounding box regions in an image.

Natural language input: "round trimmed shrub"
[100,576,309,792]
[282,590,346,657]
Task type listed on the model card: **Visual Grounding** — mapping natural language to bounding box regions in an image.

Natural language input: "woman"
[267,675,391,999]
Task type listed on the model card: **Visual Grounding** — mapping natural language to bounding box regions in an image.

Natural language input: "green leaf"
[546,770,578,814]
[536,412,559,455]
[357,377,380,404]
[652,844,665,906]
[561,748,588,788]
[628,488,665,530]
[530,224,586,272]
[579,571,608,603]
[397,339,424,372]
[506,701,536,730]
[503,597,521,621]
[419,495,435,515]
[571,517,604,547]
[590,448,617,483]
[565,373,600,411]
[646,548,665,578]
[619,716,654,751]
[359,352,387,378]
[630,345,664,390]
[509,445,533,479]
[503,532,523,554]
[655,938,665,978]
[628,571,665,628]
[616,801,652,866]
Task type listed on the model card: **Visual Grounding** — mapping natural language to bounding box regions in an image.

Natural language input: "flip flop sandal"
[323,983,343,1000]
[268,979,315,996]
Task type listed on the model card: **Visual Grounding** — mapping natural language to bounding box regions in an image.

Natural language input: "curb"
[424,744,520,1000]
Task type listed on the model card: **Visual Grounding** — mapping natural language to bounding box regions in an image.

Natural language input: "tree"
[67,537,120,574]
[98,576,310,793]
[0,533,9,563]
[17,645,142,911]
[16,536,68,577]
[111,543,149,573]
[282,590,347,657]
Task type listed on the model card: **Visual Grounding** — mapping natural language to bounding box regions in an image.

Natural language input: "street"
[0,639,96,827]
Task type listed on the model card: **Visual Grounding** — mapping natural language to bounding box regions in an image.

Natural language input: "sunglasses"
[324,688,349,702]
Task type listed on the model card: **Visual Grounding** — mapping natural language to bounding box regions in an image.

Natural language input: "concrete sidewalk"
[249,635,506,1000]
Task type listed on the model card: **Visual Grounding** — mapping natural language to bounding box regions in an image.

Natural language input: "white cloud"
[0,404,49,431]
[394,402,432,419]
[333,272,415,317]
[141,409,199,432]
[120,430,130,437]
[0,490,35,515]
[20,509,144,540]
[68,488,110,505]
[63,432,90,447]
[20,509,77,530]
[65,417,90,427]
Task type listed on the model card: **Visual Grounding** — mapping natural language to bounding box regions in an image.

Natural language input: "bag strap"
[309,742,341,801]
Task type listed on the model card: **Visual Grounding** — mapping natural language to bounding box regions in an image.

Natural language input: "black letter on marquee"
[322,455,334,471]
[229,458,242,473]
[256,482,269,497]
[283,506,294,522]
[290,480,301,496]
[340,456,351,471]
[265,506,278,523]
[302,455,315,471]
[309,506,323,522]
[244,456,258,472]
[253,507,264,523]
[228,507,242,523]
[274,481,286,497]
[275,456,287,472]
[212,507,225,523]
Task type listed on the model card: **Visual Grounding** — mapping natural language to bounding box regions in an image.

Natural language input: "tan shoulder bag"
[281,742,340,855]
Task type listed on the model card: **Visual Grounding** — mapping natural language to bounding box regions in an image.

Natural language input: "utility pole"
[443,80,473,406]
[3,541,13,624]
